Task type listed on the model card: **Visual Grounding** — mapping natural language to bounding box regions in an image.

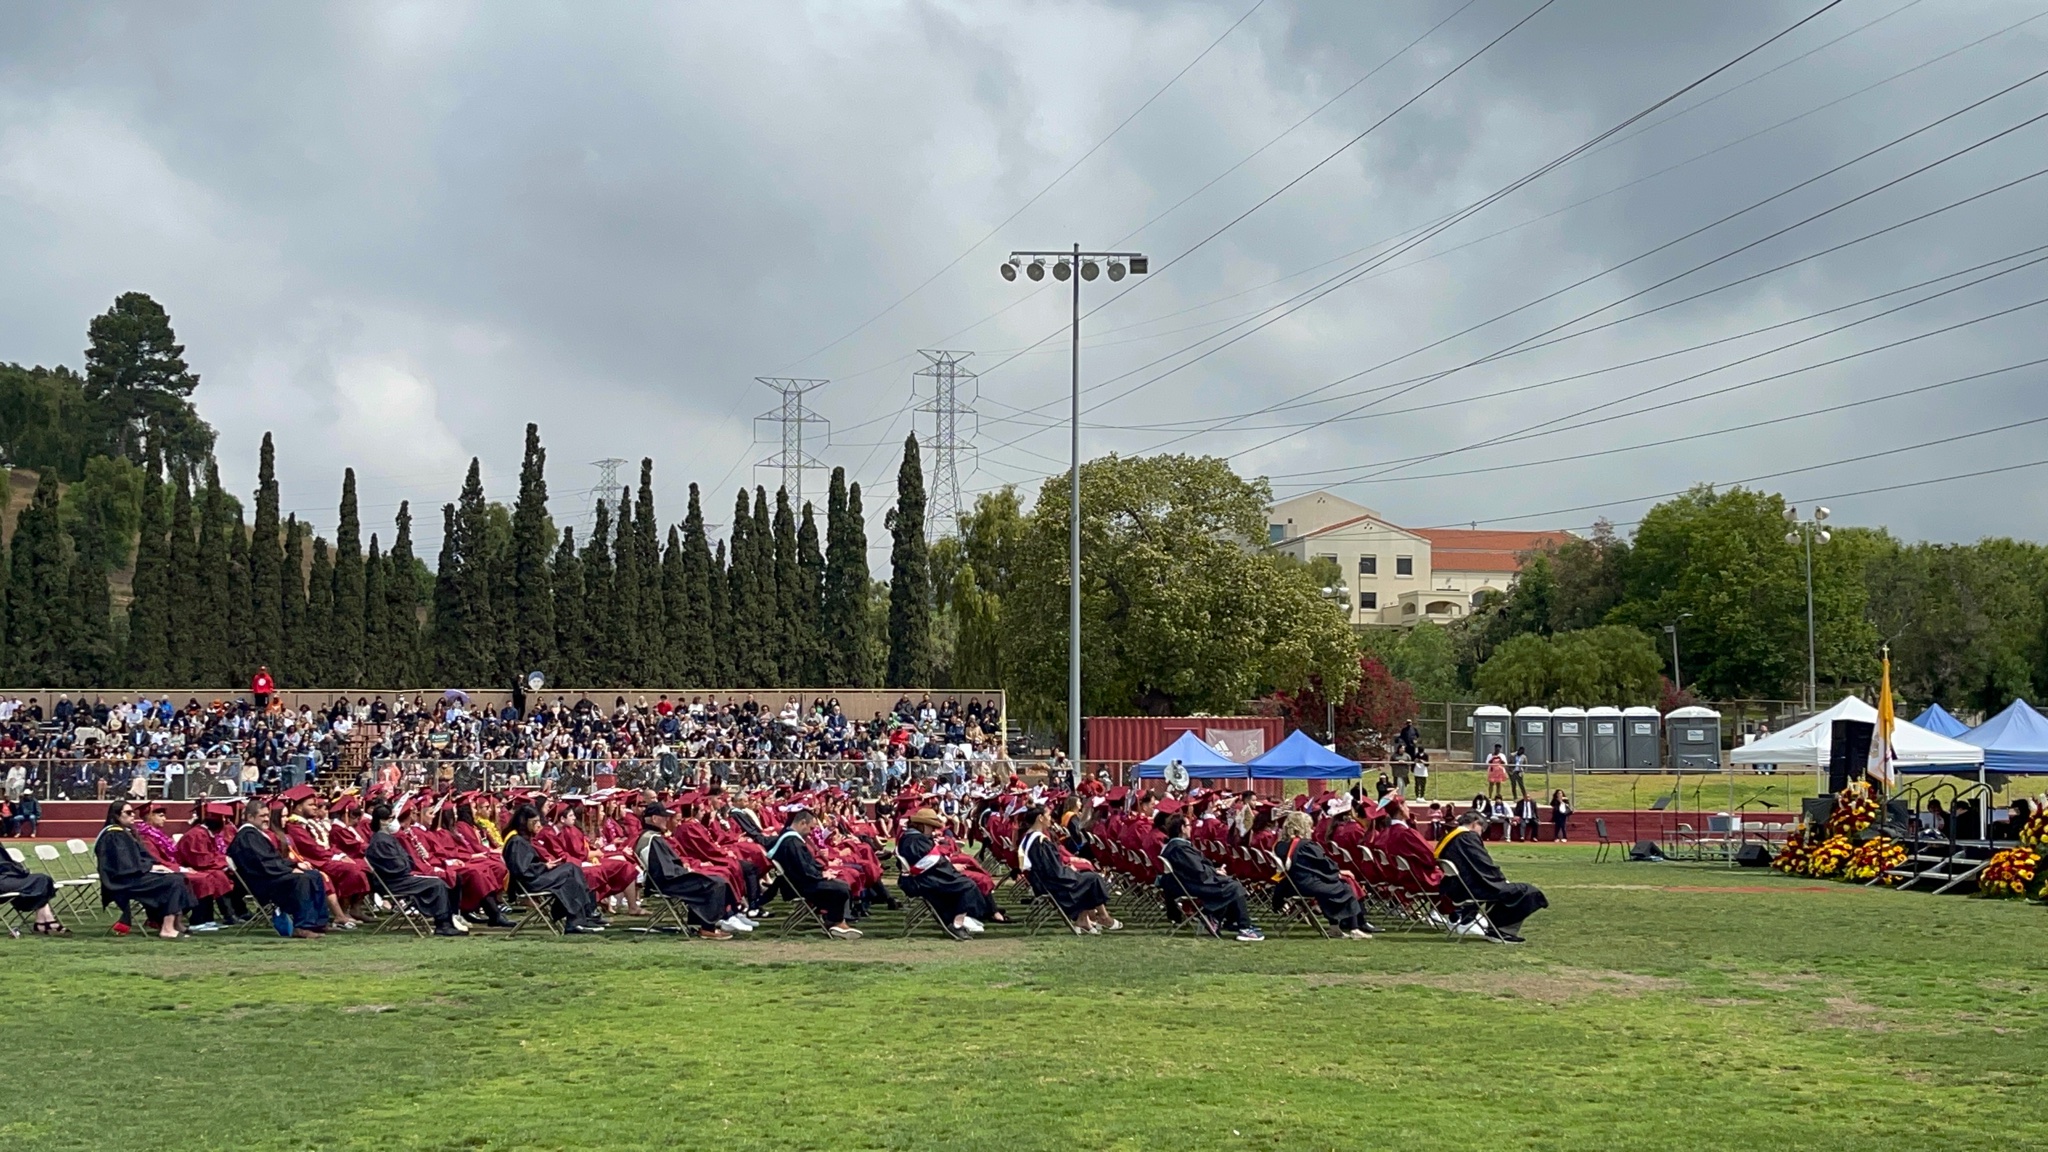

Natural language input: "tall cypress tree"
[634,460,664,681]
[332,468,366,684]
[660,525,688,688]
[362,533,387,690]
[551,527,586,687]
[678,484,716,685]
[726,490,756,685]
[385,503,422,688]
[306,537,334,686]
[124,457,172,684]
[821,467,851,685]
[5,475,65,683]
[582,500,616,686]
[708,539,731,687]
[166,468,198,683]
[430,503,464,685]
[249,432,284,669]
[771,487,801,684]
[452,459,495,686]
[509,423,556,682]
[226,509,254,680]
[843,480,876,687]
[612,486,645,685]
[194,461,232,684]
[279,514,307,686]
[61,500,116,688]
[886,434,931,687]
[796,500,826,686]
[750,487,777,685]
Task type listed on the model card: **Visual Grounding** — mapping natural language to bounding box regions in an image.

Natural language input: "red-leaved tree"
[1265,654,1419,763]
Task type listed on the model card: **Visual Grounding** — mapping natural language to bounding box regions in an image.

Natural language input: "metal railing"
[0,757,247,802]
[359,756,1034,797]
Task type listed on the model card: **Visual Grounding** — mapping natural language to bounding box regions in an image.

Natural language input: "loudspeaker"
[1628,840,1664,861]
[1828,719,1873,794]
[1735,843,1773,868]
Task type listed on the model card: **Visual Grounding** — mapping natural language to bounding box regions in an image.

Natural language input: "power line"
[753,377,831,505]
[913,350,978,539]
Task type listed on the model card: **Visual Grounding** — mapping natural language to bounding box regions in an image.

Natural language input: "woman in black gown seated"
[93,801,196,938]
[0,837,66,935]
[1273,809,1373,939]
[501,806,606,933]
[1016,806,1118,934]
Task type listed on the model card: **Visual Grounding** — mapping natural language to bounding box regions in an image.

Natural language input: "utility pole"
[913,350,977,541]
[1784,506,1831,712]
[587,458,625,529]
[999,247,1147,768]
[754,377,830,505]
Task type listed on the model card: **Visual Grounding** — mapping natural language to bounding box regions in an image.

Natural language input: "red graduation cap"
[280,783,316,803]
[1155,798,1184,815]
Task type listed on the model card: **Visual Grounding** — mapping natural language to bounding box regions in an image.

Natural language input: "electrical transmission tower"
[754,377,831,506]
[587,458,626,529]
[913,350,977,539]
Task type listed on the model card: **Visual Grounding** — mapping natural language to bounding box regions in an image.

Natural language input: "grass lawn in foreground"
[3,846,2043,1151]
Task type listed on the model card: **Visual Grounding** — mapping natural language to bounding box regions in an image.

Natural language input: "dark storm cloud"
[1,1,2043,548]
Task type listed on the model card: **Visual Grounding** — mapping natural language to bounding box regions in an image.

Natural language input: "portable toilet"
[1550,706,1588,770]
[1587,706,1624,770]
[1471,705,1512,764]
[1667,705,1722,770]
[1622,705,1662,770]
[1512,706,1551,768]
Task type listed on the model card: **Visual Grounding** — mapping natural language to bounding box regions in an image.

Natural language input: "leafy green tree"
[1006,453,1357,726]
[950,565,1003,689]
[841,482,877,687]
[446,459,497,685]
[332,468,366,684]
[165,468,199,683]
[678,484,717,684]
[279,515,307,686]
[582,500,617,686]
[821,468,862,686]
[81,292,215,471]
[611,486,645,684]
[661,525,688,685]
[633,460,664,681]
[58,454,144,571]
[885,435,932,688]
[796,501,825,685]
[248,433,284,670]
[123,458,172,684]
[226,509,254,679]
[551,527,586,687]
[60,497,116,687]
[1864,536,2046,714]
[193,460,233,684]
[362,534,386,689]
[384,502,422,687]
[509,424,557,681]
[708,539,732,686]
[5,475,66,682]
[0,363,94,481]
[307,537,334,684]
[750,487,777,685]
[1359,621,1464,702]
[772,487,801,684]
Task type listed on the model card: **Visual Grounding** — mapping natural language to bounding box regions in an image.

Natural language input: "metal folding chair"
[1264,850,1338,938]
[1593,818,1620,863]
[1436,858,1498,942]
[762,862,832,939]
[367,870,435,938]
[32,844,99,922]
[502,875,566,938]
[900,894,969,940]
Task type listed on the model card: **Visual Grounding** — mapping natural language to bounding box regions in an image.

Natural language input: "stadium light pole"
[1784,505,1830,712]
[1002,246,1147,771]
[1663,612,1692,694]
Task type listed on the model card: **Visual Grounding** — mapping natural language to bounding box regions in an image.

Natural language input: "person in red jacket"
[251,666,275,712]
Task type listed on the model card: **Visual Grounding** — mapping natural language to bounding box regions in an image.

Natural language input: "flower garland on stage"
[1825,783,1879,838]
[1980,846,2041,899]
[1842,836,1907,884]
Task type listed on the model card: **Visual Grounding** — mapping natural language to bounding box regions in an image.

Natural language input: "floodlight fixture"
[1026,258,1046,281]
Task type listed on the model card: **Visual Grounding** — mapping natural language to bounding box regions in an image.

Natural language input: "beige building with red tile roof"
[1267,491,1570,626]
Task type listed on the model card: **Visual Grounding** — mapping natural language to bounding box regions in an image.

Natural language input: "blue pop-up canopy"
[1912,702,1971,738]
[1956,699,2048,775]
[1245,729,1362,780]
[1134,730,1247,779]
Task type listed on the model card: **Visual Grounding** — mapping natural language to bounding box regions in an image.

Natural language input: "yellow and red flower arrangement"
[1980,846,2040,899]
[1842,836,1907,884]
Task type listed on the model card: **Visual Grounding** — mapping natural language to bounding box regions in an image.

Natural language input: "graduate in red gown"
[175,801,250,925]
[665,794,762,915]
[283,790,371,922]
[1376,798,1443,895]
[137,803,237,930]
[396,797,515,927]
[427,802,515,926]
[541,800,641,913]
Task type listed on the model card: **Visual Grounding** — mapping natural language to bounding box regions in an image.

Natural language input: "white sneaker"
[1347,928,1371,940]
[452,915,472,934]
[189,921,220,933]
[717,917,750,934]
[826,925,862,940]
[1452,921,1487,938]
[734,914,759,929]
[960,916,985,934]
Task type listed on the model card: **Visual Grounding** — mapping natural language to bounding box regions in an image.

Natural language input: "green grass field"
[4,847,2043,1151]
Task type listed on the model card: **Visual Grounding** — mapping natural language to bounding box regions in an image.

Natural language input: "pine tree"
[842,480,876,687]
[708,539,731,687]
[612,486,645,685]
[363,534,387,689]
[194,461,232,684]
[124,457,172,684]
[332,467,366,684]
[385,502,422,687]
[226,509,254,681]
[249,432,284,669]
[452,459,496,686]
[551,527,586,687]
[772,487,801,684]
[430,503,463,685]
[166,468,198,683]
[509,423,556,682]
[279,514,307,686]
[307,537,334,685]
[660,523,688,687]
[582,500,616,686]
[886,435,932,687]
[726,490,756,685]
[60,498,116,687]
[750,487,777,685]
[634,459,665,682]
[678,484,716,684]
[797,500,826,686]
[5,475,65,683]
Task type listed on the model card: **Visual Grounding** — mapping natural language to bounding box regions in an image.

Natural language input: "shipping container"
[1083,715,1286,776]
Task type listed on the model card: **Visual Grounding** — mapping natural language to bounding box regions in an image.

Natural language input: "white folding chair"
[33,844,100,921]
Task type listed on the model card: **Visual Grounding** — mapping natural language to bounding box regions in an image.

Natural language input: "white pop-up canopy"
[1729,695,1983,769]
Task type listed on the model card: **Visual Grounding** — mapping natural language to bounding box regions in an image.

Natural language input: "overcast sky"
[3,0,2045,554]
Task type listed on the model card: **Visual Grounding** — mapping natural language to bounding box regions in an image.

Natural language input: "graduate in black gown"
[500,806,605,933]
[1158,814,1262,941]
[1273,809,1373,938]
[636,802,742,938]
[766,807,862,939]
[226,802,334,938]
[93,801,196,938]
[1436,809,1548,942]
[0,836,65,935]
[363,803,463,937]
[1016,806,1117,933]
[894,808,991,936]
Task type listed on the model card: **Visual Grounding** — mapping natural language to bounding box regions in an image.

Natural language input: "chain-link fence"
[0,757,248,802]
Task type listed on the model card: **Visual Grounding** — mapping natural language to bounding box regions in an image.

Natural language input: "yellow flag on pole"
[1869,646,1895,786]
